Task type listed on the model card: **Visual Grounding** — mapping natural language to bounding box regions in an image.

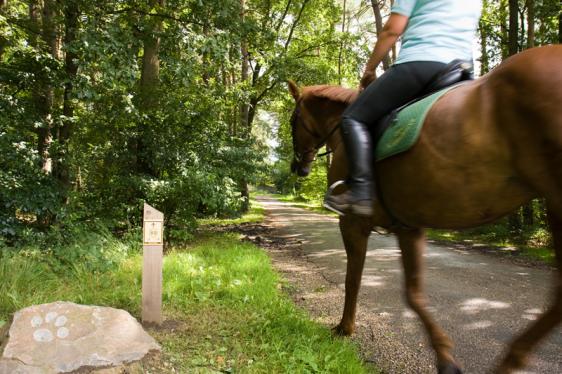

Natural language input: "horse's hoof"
[332,324,352,337]
[438,362,462,374]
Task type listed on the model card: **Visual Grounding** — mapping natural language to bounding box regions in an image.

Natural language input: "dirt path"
[251,195,561,374]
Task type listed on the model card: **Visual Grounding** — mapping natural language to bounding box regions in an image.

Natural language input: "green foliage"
[198,196,265,226]
[0,132,62,239]
[297,159,329,202]
[270,155,329,204]
[271,159,299,194]
[1,0,271,245]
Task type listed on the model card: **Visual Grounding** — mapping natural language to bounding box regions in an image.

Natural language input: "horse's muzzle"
[291,159,311,177]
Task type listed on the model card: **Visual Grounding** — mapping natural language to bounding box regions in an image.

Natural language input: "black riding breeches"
[342,61,448,129]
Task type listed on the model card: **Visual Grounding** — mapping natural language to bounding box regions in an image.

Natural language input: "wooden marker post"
[142,203,164,325]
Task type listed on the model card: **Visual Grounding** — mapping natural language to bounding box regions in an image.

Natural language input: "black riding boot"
[323,118,374,216]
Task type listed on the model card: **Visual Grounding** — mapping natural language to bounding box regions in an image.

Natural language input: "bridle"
[291,99,340,164]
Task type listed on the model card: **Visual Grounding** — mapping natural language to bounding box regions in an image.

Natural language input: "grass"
[0,233,143,322]
[427,227,555,265]
[155,234,372,373]
[0,207,373,373]
[270,192,337,216]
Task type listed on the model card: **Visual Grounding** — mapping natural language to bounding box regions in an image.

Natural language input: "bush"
[270,158,328,203]
[0,132,63,241]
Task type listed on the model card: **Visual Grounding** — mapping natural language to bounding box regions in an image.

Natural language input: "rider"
[324,0,482,217]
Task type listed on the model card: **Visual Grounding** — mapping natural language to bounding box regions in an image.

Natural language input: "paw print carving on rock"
[30,311,70,343]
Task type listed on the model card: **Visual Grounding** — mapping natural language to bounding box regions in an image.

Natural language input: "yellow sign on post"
[142,203,164,325]
[144,221,163,245]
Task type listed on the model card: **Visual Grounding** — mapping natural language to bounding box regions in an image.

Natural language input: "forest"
[1,0,560,250]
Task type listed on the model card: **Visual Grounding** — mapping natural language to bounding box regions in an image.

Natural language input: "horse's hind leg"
[496,206,562,373]
[333,215,372,336]
[396,228,461,374]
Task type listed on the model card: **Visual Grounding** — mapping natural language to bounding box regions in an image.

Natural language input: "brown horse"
[288,45,562,374]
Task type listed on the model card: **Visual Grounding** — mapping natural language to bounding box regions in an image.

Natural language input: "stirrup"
[322,180,348,216]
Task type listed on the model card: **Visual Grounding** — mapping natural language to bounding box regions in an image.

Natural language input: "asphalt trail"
[258,195,561,374]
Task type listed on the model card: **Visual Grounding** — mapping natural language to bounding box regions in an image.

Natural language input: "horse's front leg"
[333,214,373,336]
[396,228,461,374]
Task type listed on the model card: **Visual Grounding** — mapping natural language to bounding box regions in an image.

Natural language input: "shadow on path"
[257,195,562,374]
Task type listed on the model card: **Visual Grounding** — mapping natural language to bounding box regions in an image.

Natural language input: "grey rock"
[0,302,160,373]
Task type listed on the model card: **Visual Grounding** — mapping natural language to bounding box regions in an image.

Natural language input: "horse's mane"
[302,85,359,105]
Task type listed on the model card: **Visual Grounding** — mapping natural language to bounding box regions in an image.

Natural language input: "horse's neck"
[311,105,344,151]
[324,119,342,151]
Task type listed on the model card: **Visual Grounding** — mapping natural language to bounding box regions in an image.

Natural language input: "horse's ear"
[287,80,300,101]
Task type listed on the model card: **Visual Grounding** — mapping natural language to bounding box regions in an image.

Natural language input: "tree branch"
[284,0,310,51]
[275,0,293,34]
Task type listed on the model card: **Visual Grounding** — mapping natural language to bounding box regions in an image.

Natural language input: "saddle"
[373,60,474,161]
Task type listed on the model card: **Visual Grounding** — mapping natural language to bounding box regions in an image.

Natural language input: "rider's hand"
[360,70,376,90]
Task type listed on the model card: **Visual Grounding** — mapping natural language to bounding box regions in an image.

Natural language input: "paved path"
[258,196,561,374]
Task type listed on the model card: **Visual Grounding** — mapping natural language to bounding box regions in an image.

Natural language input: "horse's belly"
[379,162,535,229]
[376,83,536,229]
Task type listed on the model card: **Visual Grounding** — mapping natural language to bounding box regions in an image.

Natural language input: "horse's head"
[288,80,318,177]
[287,81,358,177]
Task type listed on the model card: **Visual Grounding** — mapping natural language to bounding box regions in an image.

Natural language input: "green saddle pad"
[375,85,458,162]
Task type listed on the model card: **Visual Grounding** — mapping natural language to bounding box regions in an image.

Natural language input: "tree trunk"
[508,0,519,56]
[559,2,562,44]
[228,46,238,137]
[56,1,79,189]
[40,0,55,174]
[505,0,521,229]
[239,0,250,211]
[479,0,489,75]
[526,0,535,48]
[508,209,522,235]
[338,0,346,84]
[28,0,61,227]
[0,0,7,61]
[201,21,211,85]
[137,0,165,175]
[390,0,396,63]
[500,0,509,59]
[239,0,250,137]
[519,7,525,48]
[29,0,58,174]
[522,203,534,226]
[139,3,162,109]
[371,0,391,70]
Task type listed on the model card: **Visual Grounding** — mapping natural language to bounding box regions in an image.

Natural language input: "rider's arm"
[360,13,409,89]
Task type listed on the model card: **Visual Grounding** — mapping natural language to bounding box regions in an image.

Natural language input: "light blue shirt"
[392,0,482,65]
